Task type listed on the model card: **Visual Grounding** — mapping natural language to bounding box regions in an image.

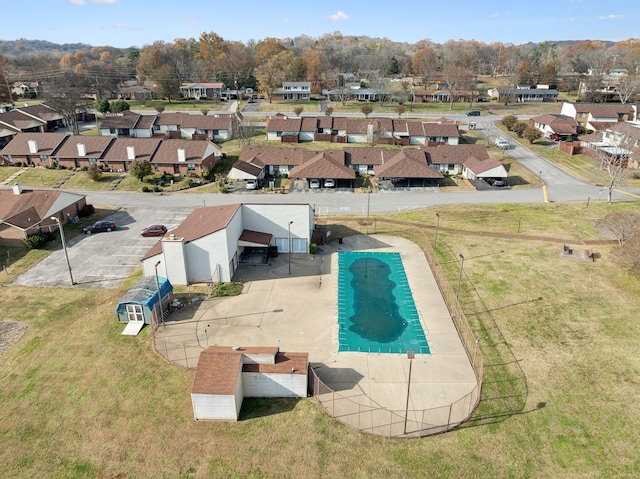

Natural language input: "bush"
[309,243,317,254]
[512,121,527,138]
[502,115,519,131]
[23,232,53,249]
[141,185,150,192]
[78,204,95,218]
[184,178,193,188]
[153,185,160,192]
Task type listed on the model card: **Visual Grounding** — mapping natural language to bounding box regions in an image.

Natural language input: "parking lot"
[11,207,192,289]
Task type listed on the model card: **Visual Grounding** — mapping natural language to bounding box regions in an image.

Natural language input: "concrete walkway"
[154,235,478,436]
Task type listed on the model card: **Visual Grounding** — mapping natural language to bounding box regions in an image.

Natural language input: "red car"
[82,221,116,234]
[141,225,168,237]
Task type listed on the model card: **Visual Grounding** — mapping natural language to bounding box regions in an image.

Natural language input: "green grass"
[8,168,69,188]
[1,202,639,478]
[0,166,22,182]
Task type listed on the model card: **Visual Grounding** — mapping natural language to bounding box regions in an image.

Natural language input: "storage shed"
[191,346,309,421]
[115,276,173,335]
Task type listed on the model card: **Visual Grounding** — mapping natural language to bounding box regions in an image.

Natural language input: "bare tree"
[441,65,473,110]
[46,71,93,135]
[616,73,640,104]
[598,212,640,246]
[595,131,639,204]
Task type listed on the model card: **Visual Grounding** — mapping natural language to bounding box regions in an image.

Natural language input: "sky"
[1,0,638,48]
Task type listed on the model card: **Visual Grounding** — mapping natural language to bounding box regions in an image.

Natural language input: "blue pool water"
[337,251,430,354]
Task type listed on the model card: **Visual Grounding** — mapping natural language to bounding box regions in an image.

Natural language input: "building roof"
[0,132,69,156]
[180,82,225,89]
[375,150,443,178]
[570,103,634,118]
[151,139,215,164]
[101,137,163,163]
[421,144,489,165]
[53,135,114,159]
[238,229,272,246]
[192,346,308,395]
[142,204,241,260]
[289,151,355,179]
[100,110,143,130]
[422,122,461,138]
[463,156,504,175]
[238,145,310,166]
[0,188,84,230]
[266,116,302,133]
[18,104,64,122]
[344,146,385,166]
[0,109,46,131]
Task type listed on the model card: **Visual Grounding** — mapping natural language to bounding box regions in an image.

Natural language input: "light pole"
[204,324,210,348]
[288,221,293,275]
[154,261,163,326]
[403,349,415,435]
[366,188,371,235]
[434,212,440,249]
[50,216,75,285]
[456,253,465,301]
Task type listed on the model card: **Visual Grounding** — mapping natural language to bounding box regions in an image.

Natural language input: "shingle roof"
[0,188,84,230]
[266,116,302,133]
[238,229,272,246]
[464,156,504,175]
[572,103,634,118]
[375,150,443,178]
[344,146,384,165]
[238,145,309,166]
[422,123,460,138]
[151,139,213,164]
[289,151,355,179]
[100,110,143,129]
[0,109,46,131]
[101,138,163,162]
[0,132,68,156]
[53,135,114,159]
[142,204,241,260]
[421,144,489,165]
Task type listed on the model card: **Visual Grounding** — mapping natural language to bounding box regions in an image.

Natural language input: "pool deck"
[155,234,478,435]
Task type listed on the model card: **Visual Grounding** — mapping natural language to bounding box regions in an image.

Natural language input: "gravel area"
[0,321,27,355]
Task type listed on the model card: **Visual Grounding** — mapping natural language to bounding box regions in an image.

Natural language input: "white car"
[309,179,320,189]
[494,138,510,150]
[324,179,335,188]
[245,179,258,190]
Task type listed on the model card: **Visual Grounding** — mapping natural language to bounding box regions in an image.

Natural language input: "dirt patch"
[0,321,27,355]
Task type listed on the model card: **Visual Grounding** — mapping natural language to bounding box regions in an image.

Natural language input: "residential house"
[0,184,86,246]
[581,121,640,169]
[99,111,156,138]
[271,82,311,101]
[180,82,226,100]
[229,145,312,179]
[529,114,578,138]
[155,112,235,142]
[487,87,559,102]
[0,132,68,166]
[407,122,461,145]
[191,346,308,421]
[0,109,47,144]
[149,139,221,176]
[265,115,303,142]
[325,86,390,102]
[421,144,492,176]
[289,150,356,187]
[116,85,154,101]
[100,137,163,172]
[52,135,115,169]
[141,203,314,284]
[16,104,65,132]
[461,156,508,181]
[373,149,443,187]
[11,82,41,98]
[559,102,636,132]
[344,147,385,176]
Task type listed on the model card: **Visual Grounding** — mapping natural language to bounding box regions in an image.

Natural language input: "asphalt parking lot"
[12,206,192,289]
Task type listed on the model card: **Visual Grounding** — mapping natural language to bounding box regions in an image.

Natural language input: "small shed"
[115,276,173,335]
[191,346,309,421]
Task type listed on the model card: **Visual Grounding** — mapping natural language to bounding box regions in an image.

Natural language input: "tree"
[46,71,93,135]
[595,132,639,204]
[616,73,640,104]
[442,65,473,110]
[512,121,527,138]
[523,126,542,144]
[324,107,333,116]
[613,235,640,277]
[196,32,229,80]
[395,105,406,118]
[200,108,209,116]
[598,212,640,246]
[293,106,303,117]
[155,104,165,113]
[155,64,181,102]
[360,104,373,118]
[95,99,110,114]
[86,163,102,181]
[111,99,130,113]
[0,54,16,105]
[129,160,152,181]
[502,114,518,131]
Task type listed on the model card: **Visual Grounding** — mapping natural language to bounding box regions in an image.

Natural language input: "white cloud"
[278,18,289,24]
[569,17,577,21]
[92,0,119,3]
[488,13,499,18]
[185,19,197,25]
[328,11,349,22]
[599,14,624,20]
[69,0,85,5]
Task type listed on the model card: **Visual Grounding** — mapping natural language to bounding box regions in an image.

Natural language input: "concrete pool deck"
[155,234,478,436]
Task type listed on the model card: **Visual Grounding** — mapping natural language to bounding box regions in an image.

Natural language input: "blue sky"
[1,0,638,48]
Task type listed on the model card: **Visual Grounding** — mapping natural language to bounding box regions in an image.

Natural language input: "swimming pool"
[337,251,430,354]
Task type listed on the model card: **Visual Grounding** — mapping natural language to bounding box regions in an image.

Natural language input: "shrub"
[78,204,95,218]
[184,178,193,188]
[153,185,160,192]
[523,126,542,144]
[502,115,518,131]
[23,232,53,249]
[309,243,317,254]
[512,121,527,138]
[141,185,150,192]
[86,163,102,181]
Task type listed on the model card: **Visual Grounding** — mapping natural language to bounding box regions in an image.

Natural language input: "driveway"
[12,206,192,288]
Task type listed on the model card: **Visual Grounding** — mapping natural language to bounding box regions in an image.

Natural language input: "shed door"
[126,304,144,322]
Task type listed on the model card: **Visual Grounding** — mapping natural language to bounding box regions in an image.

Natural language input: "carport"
[238,229,273,265]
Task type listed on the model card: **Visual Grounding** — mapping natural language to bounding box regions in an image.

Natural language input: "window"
[110,129,116,134]
[39,154,47,162]
[448,164,455,170]
[126,304,144,322]
[292,238,307,253]
[187,163,196,170]
[284,86,291,90]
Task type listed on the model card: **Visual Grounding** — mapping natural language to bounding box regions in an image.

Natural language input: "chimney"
[77,142,86,156]
[12,183,23,195]
[126,145,136,160]
[28,139,38,154]
[177,147,186,162]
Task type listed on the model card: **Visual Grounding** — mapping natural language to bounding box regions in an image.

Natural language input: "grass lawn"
[0,166,22,183]
[1,202,639,478]
[8,167,69,188]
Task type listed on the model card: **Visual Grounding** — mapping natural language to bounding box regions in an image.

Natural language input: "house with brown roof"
[560,102,636,132]
[99,111,156,138]
[150,139,221,176]
[408,122,461,145]
[421,144,492,176]
[265,115,303,141]
[229,145,311,180]
[100,137,163,173]
[141,203,314,285]
[0,184,86,246]
[155,112,235,141]
[116,85,154,101]
[373,149,443,187]
[191,346,308,421]
[0,132,68,167]
[271,82,311,101]
[529,114,578,138]
[461,156,508,181]
[52,135,115,169]
[289,150,356,187]
[581,121,640,169]
[180,82,226,100]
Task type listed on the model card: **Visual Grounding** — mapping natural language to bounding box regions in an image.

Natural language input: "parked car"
[324,179,335,188]
[466,110,481,116]
[140,224,167,237]
[245,179,258,190]
[83,221,116,234]
[494,138,510,149]
[309,179,320,189]
[477,96,489,102]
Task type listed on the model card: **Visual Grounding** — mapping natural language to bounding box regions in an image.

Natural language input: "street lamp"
[456,253,465,301]
[434,212,440,249]
[403,349,415,434]
[154,261,163,326]
[204,324,210,348]
[50,216,75,285]
[288,221,293,275]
